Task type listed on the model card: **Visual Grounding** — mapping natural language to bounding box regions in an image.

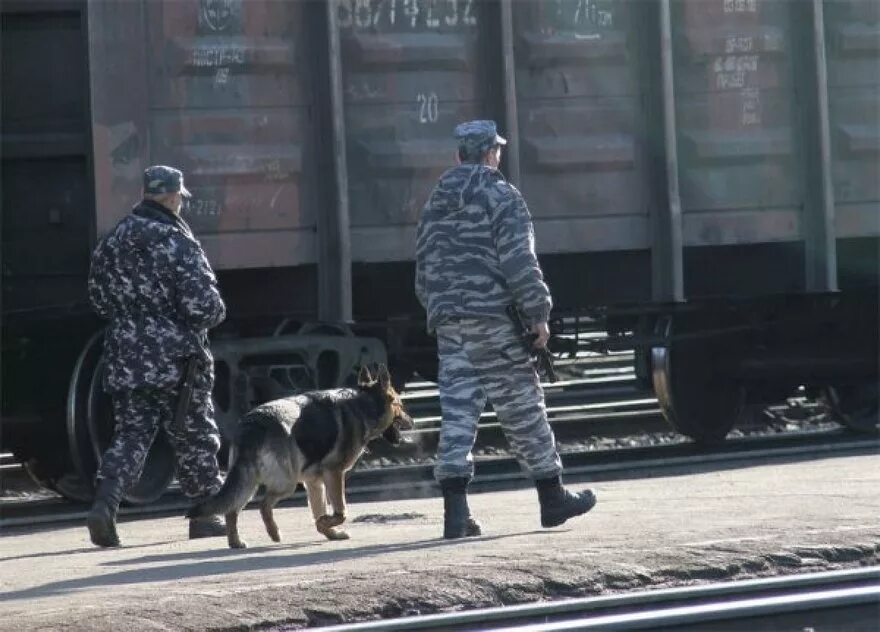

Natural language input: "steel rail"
[406,378,646,413]
[409,395,659,429]
[402,372,639,403]
[313,567,880,632]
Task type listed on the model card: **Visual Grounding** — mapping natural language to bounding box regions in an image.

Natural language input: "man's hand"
[531,321,550,349]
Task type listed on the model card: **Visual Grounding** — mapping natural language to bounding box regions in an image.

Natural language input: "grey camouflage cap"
[143,165,192,198]
[454,120,507,158]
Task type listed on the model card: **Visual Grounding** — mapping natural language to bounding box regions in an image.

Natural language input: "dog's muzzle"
[382,411,413,445]
[382,423,402,445]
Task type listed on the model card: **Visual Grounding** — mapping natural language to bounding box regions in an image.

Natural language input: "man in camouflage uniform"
[415,120,597,539]
[86,165,226,547]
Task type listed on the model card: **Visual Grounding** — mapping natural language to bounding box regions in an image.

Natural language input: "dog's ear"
[376,363,391,391]
[358,365,373,387]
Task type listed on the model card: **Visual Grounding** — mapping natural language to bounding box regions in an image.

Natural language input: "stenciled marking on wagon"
[417,92,440,124]
[426,0,441,28]
[741,88,762,126]
[191,198,221,217]
[269,186,286,209]
[552,0,614,30]
[213,67,230,87]
[723,0,757,14]
[725,35,754,54]
[201,0,241,32]
[192,45,246,68]
[337,0,477,30]
[264,159,288,182]
[713,54,759,90]
[345,79,386,101]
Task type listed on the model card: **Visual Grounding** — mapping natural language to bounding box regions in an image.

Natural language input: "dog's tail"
[186,434,261,520]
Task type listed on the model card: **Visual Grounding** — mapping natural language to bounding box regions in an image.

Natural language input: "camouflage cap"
[453,120,507,158]
[143,165,192,198]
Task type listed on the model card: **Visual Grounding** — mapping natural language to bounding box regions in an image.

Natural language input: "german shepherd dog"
[187,364,413,548]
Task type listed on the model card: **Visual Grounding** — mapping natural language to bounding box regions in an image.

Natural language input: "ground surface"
[1,452,877,631]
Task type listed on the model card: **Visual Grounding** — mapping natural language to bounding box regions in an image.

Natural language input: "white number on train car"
[337,0,477,30]
[403,0,419,27]
[713,54,759,90]
[354,0,373,28]
[723,0,758,14]
[553,0,613,31]
[445,0,458,27]
[417,92,439,123]
[426,0,440,28]
[191,198,221,217]
[461,0,476,26]
[741,88,762,126]
[192,45,245,68]
[725,36,754,54]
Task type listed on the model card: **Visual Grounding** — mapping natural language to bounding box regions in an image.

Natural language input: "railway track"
[311,567,880,631]
[3,429,875,529]
[1,354,658,497]
[1,351,861,529]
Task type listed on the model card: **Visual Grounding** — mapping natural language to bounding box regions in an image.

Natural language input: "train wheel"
[651,316,745,445]
[68,333,176,505]
[825,382,879,434]
[66,332,103,498]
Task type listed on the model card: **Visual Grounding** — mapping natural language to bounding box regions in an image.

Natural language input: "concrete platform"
[1,452,878,631]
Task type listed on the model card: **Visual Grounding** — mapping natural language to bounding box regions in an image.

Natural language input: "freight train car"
[2,0,877,503]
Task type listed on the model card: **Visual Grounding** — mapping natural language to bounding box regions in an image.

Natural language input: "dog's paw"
[268,529,281,543]
[323,527,350,541]
[328,512,346,527]
[316,513,345,532]
[229,539,248,549]
[316,514,350,540]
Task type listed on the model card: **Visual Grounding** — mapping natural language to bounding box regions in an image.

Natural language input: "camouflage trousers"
[434,318,562,482]
[97,369,223,498]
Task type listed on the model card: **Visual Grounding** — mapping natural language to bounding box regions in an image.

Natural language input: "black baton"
[173,356,199,433]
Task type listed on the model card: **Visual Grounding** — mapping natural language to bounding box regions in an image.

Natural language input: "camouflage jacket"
[88,200,226,392]
[415,164,552,332]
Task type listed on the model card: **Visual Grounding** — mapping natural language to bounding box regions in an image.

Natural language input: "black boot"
[189,514,226,539]
[87,478,124,547]
[440,477,482,539]
[535,475,597,528]
[187,495,227,539]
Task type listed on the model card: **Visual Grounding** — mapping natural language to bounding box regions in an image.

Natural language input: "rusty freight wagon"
[2,0,877,503]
